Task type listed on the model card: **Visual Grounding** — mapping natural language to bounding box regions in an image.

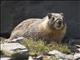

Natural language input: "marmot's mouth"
[56,20,63,27]
[54,19,64,30]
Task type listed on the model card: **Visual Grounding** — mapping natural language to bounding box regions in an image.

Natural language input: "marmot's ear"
[48,13,52,19]
[60,13,63,16]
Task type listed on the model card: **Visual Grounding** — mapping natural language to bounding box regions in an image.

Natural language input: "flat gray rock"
[28,55,43,60]
[74,53,80,60]
[48,50,67,58]
[1,43,28,56]
[48,50,74,60]
[1,57,10,60]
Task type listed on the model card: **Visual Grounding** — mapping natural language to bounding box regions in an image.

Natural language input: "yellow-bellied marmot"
[7,13,67,42]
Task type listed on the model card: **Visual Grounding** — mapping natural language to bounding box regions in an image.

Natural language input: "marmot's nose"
[56,20,63,28]
[58,20,62,25]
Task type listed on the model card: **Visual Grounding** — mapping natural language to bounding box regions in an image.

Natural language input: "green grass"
[20,38,71,55]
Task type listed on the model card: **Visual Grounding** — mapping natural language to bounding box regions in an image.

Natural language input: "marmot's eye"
[52,17,55,20]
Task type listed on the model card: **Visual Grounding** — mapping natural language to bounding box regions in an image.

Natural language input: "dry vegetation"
[20,38,71,55]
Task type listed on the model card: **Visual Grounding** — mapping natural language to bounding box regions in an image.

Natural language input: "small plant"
[20,38,71,55]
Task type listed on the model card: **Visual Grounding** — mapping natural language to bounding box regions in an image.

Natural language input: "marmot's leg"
[5,30,24,42]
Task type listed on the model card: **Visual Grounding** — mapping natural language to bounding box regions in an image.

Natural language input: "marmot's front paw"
[4,39,12,43]
[5,37,24,43]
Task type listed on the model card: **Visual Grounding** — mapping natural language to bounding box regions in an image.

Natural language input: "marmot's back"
[9,18,42,40]
[8,13,67,43]
[13,18,41,32]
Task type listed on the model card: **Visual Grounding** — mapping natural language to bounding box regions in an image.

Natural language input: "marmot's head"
[47,13,65,30]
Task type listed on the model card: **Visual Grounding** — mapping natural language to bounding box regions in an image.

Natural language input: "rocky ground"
[0,37,80,60]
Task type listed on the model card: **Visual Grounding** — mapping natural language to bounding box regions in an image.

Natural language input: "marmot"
[7,13,67,43]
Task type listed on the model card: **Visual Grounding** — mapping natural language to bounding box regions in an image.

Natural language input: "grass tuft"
[20,38,71,55]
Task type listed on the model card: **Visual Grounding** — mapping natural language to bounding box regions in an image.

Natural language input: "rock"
[1,57,10,60]
[75,45,80,53]
[48,50,74,60]
[28,56,33,60]
[36,55,43,60]
[48,50,80,60]
[64,54,74,60]
[48,50,66,59]
[1,43,28,56]
[70,44,80,53]
[68,38,80,53]
[28,55,43,60]
[76,45,80,48]
[74,53,80,60]
[77,48,80,53]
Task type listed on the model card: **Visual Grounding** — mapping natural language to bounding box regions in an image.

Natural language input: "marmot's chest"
[40,29,65,39]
